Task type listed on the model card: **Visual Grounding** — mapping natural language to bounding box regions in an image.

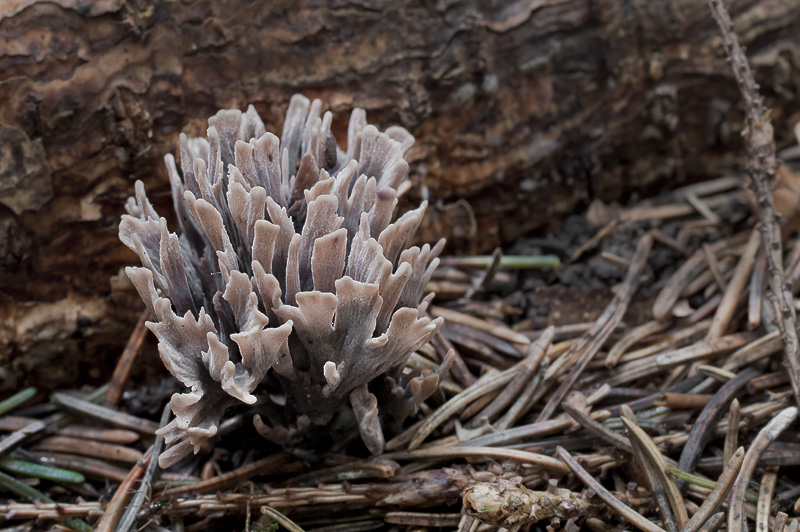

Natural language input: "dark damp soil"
[485,191,751,330]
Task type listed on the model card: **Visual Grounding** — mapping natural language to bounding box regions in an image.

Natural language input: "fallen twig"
[708,0,800,405]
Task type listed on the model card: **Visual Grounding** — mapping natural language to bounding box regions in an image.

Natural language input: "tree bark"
[1,0,800,391]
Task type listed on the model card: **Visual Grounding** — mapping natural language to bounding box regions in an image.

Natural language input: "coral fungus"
[120,95,450,467]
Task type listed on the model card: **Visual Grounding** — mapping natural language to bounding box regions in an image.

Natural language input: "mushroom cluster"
[120,95,450,467]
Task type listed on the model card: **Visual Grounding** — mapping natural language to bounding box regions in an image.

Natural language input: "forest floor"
[3,160,800,532]
[3,3,800,529]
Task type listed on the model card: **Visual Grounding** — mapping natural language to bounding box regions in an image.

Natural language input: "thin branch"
[103,309,150,408]
[115,404,171,532]
[94,446,153,532]
[708,0,800,405]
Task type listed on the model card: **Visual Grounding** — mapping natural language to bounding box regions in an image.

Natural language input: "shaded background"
[2,0,800,392]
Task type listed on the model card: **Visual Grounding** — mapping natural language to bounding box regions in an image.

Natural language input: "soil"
[493,188,753,332]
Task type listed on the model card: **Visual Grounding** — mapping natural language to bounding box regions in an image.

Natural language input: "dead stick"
[94,446,153,532]
[104,309,150,407]
[708,0,800,405]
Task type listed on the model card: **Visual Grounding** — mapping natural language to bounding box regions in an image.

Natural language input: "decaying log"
[1,0,800,391]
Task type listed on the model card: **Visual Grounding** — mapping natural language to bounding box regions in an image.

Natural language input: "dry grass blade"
[385,446,569,473]
[461,417,574,448]
[261,506,307,532]
[283,459,397,486]
[605,334,753,388]
[556,446,665,532]
[774,512,789,532]
[606,320,670,368]
[465,326,553,428]
[756,470,777,532]
[407,368,515,449]
[568,219,624,263]
[431,306,530,346]
[702,242,727,292]
[561,401,632,454]
[727,407,797,532]
[679,447,744,532]
[33,451,130,483]
[620,450,678,532]
[708,0,800,406]
[463,247,502,299]
[699,512,726,532]
[51,392,158,435]
[653,237,740,320]
[538,233,653,421]
[748,254,765,329]
[443,321,525,359]
[677,368,758,478]
[706,230,760,341]
[656,334,753,369]
[493,362,548,431]
[0,501,103,519]
[305,520,384,532]
[696,365,736,382]
[0,413,64,460]
[654,394,712,409]
[723,398,740,466]
[0,416,139,444]
[33,436,143,463]
[431,331,476,387]
[384,512,461,527]
[159,452,289,497]
[620,405,688,530]
[605,376,704,416]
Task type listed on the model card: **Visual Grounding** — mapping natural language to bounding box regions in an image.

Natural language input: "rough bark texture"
[2,0,800,392]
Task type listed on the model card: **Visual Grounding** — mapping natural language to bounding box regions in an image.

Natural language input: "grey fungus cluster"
[120,95,451,468]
